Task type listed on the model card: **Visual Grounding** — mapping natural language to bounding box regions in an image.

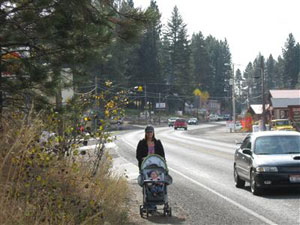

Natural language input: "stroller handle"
[143,180,167,184]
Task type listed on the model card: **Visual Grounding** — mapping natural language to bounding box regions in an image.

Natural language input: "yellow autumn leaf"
[73,149,78,156]
[105,80,112,87]
[193,88,202,96]
[37,176,42,181]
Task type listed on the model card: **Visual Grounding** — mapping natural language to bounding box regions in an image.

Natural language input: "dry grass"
[0,112,130,225]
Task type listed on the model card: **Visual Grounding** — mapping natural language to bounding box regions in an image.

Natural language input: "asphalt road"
[112,122,300,225]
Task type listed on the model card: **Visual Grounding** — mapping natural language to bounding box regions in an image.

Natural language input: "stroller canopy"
[140,154,168,172]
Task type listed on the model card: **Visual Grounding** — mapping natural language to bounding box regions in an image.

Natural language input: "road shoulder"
[187,123,248,144]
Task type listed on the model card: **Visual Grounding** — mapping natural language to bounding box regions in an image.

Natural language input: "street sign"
[156,103,166,109]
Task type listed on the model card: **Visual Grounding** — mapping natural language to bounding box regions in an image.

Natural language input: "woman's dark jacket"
[136,138,165,169]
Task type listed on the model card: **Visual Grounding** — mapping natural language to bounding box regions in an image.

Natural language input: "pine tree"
[242,62,254,106]
[191,32,212,92]
[295,43,300,87]
[204,36,231,111]
[136,0,162,110]
[0,0,150,113]
[160,35,172,89]
[115,0,163,110]
[235,69,244,113]
[248,54,264,104]
[163,6,192,112]
[265,55,276,90]
[282,33,300,88]
[274,56,286,89]
[235,69,243,98]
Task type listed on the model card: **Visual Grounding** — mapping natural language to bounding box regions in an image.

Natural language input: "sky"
[133,0,300,72]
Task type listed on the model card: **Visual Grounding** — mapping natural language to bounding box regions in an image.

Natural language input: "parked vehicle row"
[187,118,198,125]
[168,117,178,127]
[169,114,230,125]
[208,114,231,121]
[168,117,199,127]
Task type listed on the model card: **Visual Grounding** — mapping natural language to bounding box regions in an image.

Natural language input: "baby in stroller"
[148,170,164,197]
[138,154,172,217]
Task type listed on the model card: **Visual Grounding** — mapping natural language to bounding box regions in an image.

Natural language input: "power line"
[74,87,96,95]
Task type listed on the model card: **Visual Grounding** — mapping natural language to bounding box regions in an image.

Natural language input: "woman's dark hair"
[145,125,154,133]
[144,126,155,141]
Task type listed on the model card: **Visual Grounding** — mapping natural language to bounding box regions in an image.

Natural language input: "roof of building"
[269,90,300,108]
[250,104,269,115]
[271,98,300,108]
[270,90,300,98]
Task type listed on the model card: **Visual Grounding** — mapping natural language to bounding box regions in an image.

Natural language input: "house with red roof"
[268,90,300,130]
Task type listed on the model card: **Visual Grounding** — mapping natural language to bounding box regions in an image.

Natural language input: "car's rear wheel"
[234,165,245,188]
[250,170,263,195]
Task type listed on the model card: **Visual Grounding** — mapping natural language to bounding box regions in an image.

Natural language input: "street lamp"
[255,56,266,131]
[230,64,236,132]
[225,63,236,132]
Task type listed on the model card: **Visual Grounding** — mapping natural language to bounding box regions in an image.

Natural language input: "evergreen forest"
[1,0,300,115]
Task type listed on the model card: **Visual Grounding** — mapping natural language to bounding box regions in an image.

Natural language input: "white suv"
[209,114,218,121]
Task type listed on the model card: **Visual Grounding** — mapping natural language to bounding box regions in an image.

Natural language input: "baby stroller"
[138,154,173,217]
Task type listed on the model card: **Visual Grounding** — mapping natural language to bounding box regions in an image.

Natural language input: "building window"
[280,110,288,119]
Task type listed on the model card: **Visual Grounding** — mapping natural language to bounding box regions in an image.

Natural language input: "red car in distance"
[174,118,188,130]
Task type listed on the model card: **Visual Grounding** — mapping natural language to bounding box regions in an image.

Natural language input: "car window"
[254,135,300,155]
[241,137,251,149]
[246,139,251,149]
[276,120,289,126]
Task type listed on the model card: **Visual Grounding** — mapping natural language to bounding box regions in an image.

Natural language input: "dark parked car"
[234,131,300,195]
[174,118,187,130]
[223,114,231,121]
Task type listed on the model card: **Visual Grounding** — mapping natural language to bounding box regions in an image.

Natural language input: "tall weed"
[0,112,129,225]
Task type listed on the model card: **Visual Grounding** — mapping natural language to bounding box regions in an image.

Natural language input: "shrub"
[0,111,130,225]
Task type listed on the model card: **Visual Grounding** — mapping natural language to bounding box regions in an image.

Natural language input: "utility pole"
[232,64,236,132]
[144,84,147,122]
[94,75,98,132]
[95,76,98,95]
[0,45,2,118]
[158,92,161,124]
[261,57,266,131]
[56,81,63,137]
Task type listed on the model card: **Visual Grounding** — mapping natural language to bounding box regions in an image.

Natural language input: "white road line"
[160,127,237,148]
[169,168,277,225]
[121,137,277,225]
[159,131,235,153]
[121,127,236,153]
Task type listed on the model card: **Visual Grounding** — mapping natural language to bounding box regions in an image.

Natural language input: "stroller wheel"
[139,205,144,217]
[163,203,168,216]
[168,207,172,217]
[163,208,167,216]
